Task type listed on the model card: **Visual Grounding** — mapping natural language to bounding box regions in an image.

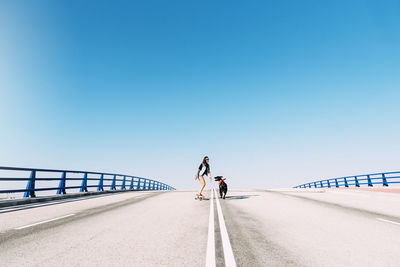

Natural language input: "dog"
[214,176,228,199]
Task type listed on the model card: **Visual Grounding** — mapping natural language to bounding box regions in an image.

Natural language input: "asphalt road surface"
[1,188,400,266]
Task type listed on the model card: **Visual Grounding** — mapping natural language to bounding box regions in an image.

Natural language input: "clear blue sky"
[0,0,399,189]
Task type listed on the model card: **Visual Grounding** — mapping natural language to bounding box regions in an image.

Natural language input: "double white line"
[206,188,237,267]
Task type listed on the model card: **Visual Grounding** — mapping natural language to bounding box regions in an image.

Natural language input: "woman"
[195,156,212,198]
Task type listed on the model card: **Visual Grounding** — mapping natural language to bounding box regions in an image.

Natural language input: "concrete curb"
[0,190,154,208]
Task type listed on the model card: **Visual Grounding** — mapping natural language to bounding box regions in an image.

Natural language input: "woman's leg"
[198,176,206,195]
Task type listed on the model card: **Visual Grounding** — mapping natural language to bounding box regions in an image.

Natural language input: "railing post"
[80,173,88,192]
[121,176,126,190]
[314,182,317,188]
[367,175,373,187]
[335,179,339,188]
[152,181,155,190]
[354,176,360,187]
[110,175,117,190]
[24,170,36,198]
[136,178,141,190]
[320,181,323,188]
[344,177,349,187]
[57,171,67,195]
[327,180,331,188]
[382,173,388,186]
[129,177,134,190]
[97,174,104,191]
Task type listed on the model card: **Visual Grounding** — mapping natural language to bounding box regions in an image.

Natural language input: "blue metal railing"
[0,166,175,198]
[293,171,400,189]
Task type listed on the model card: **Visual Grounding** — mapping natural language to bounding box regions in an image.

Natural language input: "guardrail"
[0,166,175,198]
[294,171,400,189]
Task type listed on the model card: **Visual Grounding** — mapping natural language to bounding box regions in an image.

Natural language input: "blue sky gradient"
[1,0,399,189]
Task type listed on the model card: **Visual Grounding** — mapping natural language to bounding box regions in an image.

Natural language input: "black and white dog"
[214,176,228,199]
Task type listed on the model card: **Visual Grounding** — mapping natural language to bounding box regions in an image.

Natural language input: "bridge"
[1,167,400,266]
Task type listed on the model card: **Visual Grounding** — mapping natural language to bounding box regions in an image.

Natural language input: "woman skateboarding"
[194,156,212,200]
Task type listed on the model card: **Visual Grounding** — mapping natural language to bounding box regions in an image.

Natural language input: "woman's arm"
[208,171,212,182]
[195,169,200,180]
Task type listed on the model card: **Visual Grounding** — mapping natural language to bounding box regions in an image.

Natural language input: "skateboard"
[195,194,204,200]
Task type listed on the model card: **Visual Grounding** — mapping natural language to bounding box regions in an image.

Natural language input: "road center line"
[206,188,216,267]
[15,214,76,230]
[214,189,237,267]
[376,218,400,226]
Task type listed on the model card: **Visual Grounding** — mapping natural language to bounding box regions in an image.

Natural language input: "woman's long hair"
[202,156,209,165]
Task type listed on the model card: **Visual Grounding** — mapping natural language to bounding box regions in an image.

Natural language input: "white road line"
[214,189,237,267]
[134,195,148,199]
[377,218,400,226]
[15,214,76,230]
[206,188,216,267]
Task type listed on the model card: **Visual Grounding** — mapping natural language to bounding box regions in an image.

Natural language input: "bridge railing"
[0,166,175,198]
[294,171,400,189]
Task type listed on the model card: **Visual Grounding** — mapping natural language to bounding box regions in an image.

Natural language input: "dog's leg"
[219,187,223,198]
[223,185,227,199]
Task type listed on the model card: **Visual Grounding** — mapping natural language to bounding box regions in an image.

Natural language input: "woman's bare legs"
[198,176,206,195]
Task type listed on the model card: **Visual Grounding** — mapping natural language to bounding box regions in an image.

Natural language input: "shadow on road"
[222,195,260,200]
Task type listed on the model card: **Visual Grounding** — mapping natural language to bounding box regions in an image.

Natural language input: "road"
[1,188,400,266]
